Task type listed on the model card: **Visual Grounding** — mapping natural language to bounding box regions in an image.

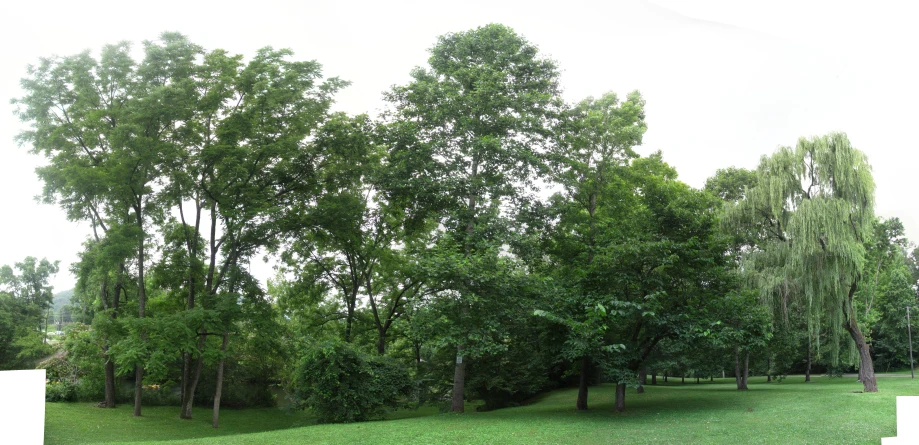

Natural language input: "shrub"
[38,354,78,383]
[45,379,76,402]
[290,341,411,423]
[73,378,104,402]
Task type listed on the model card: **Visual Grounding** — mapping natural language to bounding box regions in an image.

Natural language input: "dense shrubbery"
[290,341,412,423]
[45,379,76,402]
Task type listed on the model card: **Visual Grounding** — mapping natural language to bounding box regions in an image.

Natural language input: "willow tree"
[726,132,878,392]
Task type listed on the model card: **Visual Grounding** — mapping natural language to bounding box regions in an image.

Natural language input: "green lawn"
[46,376,919,445]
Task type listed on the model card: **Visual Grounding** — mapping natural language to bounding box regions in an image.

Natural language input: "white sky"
[1,0,917,291]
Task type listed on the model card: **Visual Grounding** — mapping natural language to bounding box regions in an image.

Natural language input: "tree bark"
[377,329,386,355]
[344,294,356,343]
[103,351,116,408]
[742,352,750,388]
[100,273,121,409]
[843,281,878,392]
[636,366,647,393]
[805,338,812,382]
[766,357,772,382]
[615,383,626,413]
[450,344,466,412]
[134,364,144,416]
[451,153,478,414]
[651,372,657,385]
[576,356,589,410]
[180,333,207,419]
[735,347,748,390]
[134,204,147,417]
[212,332,229,429]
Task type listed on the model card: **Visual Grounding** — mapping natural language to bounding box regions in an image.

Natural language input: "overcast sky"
[1,0,917,291]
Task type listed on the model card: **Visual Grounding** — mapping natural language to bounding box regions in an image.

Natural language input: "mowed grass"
[46,376,919,445]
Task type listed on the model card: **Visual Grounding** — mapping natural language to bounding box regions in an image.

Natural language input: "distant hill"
[52,288,74,312]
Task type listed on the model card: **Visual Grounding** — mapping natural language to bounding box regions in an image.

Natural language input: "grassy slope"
[47,376,918,445]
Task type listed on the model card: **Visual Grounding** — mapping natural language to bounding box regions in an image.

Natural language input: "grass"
[46,375,919,445]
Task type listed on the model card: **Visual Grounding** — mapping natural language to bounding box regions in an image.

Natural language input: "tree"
[726,132,879,392]
[157,40,344,421]
[384,24,562,412]
[0,257,59,370]
[530,91,646,410]
[596,155,736,411]
[871,265,918,371]
[15,35,186,415]
[15,32,345,417]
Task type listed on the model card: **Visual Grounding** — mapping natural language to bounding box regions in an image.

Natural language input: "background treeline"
[4,24,919,425]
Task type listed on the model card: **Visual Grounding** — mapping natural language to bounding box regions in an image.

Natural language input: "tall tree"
[726,132,879,392]
[531,91,646,410]
[160,41,344,420]
[16,32,344,417]
[384,24,562,412]
[15,34,192,414]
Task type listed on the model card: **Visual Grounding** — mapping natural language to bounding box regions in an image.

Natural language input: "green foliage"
[726,133,875,344]
[0,257,59,369]
[290,341,412,423]
[13,24,913,429]
[871,266,918,370]
[45,379,77,402]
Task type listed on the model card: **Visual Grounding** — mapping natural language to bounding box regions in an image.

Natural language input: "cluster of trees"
[9,24,919,425]
[0,257,60,370]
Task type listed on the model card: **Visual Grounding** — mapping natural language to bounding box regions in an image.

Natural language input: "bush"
[465,343,553,411]
[45,379,76,402]
[73,378,105,402]
[38,354,78,383]
[290,341,411,423]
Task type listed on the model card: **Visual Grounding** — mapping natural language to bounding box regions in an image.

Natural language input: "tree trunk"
[576,356,589,410]
[696,377,699,384]
[735,348,748,390]
[134,365,144,416]
[103,350,116,408]
[451,154,478,414]
[637,366,646,393]
[843,280,878,392]
[766,357,772,382]
[377,329,386,355]
[651,372,657,385]
[212,332,229,429]
[805,338,812,382]
[681,376,684,384]
[742,352,750,389]
[345,305,354,343]
[450,344,466,412]
[663,372,668,383]
[134,206,147,417]
[615,383,626,413]
[100,267,122,409]
[180,333,207,419]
